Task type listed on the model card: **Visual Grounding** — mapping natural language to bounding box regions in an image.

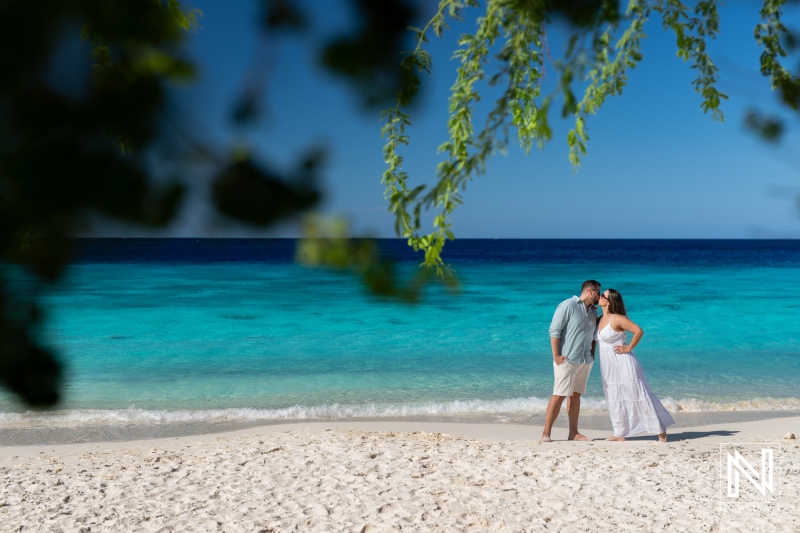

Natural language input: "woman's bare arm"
[612,315,644,354]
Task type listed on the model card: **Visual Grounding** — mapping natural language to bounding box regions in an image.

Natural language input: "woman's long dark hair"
[605,288,627,316]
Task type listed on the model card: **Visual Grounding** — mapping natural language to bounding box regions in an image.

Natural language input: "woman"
[597,289,674,442]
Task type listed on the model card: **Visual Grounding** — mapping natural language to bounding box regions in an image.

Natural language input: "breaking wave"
[2,396,800,427]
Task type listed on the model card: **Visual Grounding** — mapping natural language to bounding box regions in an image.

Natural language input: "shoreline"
[0,408,800,450]
[2,412,799,457]
[2,409,800,447]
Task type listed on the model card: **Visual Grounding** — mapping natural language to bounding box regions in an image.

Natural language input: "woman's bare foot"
[605,436,625,441]
[541,435,552,443]
[658,432,667,443]
[568,433,589,441]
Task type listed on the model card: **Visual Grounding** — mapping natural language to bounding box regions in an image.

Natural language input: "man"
[541,280,600,442]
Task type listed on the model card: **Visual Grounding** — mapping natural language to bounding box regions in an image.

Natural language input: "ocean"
[1,239,799,444]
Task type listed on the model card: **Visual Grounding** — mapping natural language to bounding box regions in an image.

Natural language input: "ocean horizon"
[2,238,799,444]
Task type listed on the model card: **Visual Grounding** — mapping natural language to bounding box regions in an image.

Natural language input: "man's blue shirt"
[548,296,597,364]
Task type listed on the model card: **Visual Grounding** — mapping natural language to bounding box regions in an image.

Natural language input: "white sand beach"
[1,417,798,532]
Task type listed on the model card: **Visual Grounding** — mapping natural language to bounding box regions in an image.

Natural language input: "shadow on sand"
[595,429,740,442]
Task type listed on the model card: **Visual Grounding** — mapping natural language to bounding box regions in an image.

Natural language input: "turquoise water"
[1,239,799,427]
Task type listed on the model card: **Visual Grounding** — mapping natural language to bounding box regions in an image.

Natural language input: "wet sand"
[2,409,799,447]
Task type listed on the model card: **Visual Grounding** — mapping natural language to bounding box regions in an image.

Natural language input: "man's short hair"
[581,280,600,292]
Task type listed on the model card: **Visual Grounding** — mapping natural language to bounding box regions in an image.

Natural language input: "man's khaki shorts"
[552,360,592,396]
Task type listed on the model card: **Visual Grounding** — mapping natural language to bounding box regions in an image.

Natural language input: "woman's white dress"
[597,323,675,437]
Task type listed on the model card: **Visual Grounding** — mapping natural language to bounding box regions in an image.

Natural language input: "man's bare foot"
[658,432,667,443]
[540,435,552,443]
[605,436,626,441]
[568,433,589,441]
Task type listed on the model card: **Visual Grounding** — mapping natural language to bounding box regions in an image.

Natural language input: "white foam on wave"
[662,397,800,412]
[2,396,799,427]
[0,397,574,426]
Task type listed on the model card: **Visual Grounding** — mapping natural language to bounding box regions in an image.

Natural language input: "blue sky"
[110,0,800,239]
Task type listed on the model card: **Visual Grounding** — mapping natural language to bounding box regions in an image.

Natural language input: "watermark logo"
[719,443,782,506]
[727,448,773,497]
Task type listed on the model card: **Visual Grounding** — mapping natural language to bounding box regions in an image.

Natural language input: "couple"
[541,280,674,443]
